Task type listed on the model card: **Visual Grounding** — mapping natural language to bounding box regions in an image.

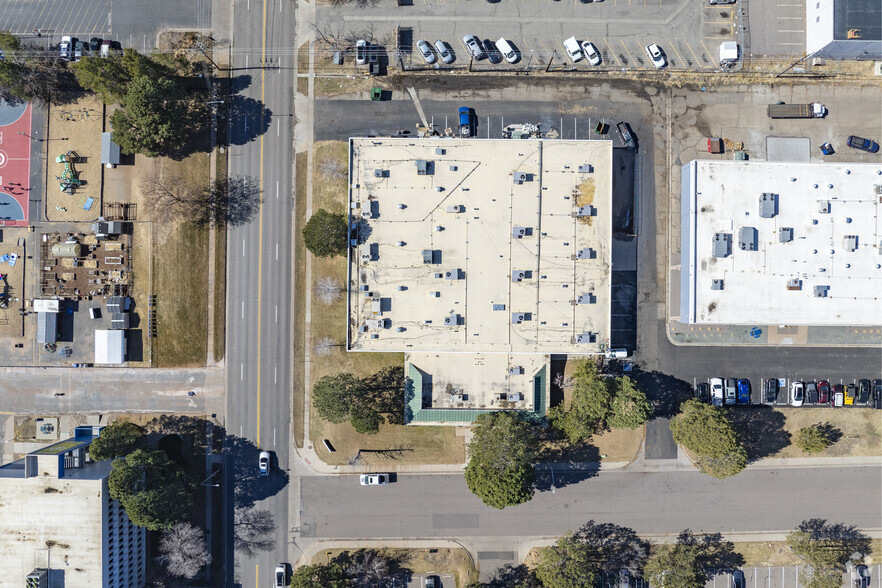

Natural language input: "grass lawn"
[734,538,881,566]
[152,154,211,367]
[213,152,228,363]
[728,405,882,460]
[292,152,308,447]
[312,547,479,588]
[306,141,465,465]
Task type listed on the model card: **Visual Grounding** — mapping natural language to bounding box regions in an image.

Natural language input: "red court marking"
[0,103,32,226]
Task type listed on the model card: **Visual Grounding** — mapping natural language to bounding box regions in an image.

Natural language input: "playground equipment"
[56,151,82,192]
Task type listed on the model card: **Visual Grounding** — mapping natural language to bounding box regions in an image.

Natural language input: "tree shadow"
[229,74,253,93]
[817,422,843,445]
[534,444,601,492]
[677,530,745,577]
[726,405,790,460]
[480,564,541,588]
[796,519,872,563]
[233,506,276,558]
[628,366,692,419]
[574,520,650,573]
[362,365,406,425]
[225,434,290,509]
[213,174,262,227]
[226,94,273,146]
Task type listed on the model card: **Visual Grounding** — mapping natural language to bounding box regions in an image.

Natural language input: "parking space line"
[79,1,105,36]
[668,42,686,67]
[699,39,717,66]
[684,41,703,68]
[33,3,52,34]
[619,39,636,66]
[537,39,552,56]
[70,0,92,36]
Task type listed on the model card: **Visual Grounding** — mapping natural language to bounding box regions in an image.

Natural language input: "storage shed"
[101,132,121,167]
[94,330,125,364]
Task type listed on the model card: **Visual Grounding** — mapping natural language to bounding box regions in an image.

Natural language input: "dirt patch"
[774,407,881,458]
[540,425,644,465]
[734,538,881,566]
[46,93,104,221]
[314,76,379,98]
[312,547,478,588]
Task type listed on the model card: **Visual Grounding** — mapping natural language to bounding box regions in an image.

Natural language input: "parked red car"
[817,380,830,404]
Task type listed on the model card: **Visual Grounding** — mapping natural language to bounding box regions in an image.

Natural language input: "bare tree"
[313,23,377,50]
[141,173,261,227]
[314,337,337,356]
[315,275,343,304]
[553,372,574,391]
[159,522,212,579]
[319,157,347,181]
[347,549,393,587]
[233,508,275,557]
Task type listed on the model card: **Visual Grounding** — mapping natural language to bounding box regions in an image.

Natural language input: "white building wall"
[806,0,835,54]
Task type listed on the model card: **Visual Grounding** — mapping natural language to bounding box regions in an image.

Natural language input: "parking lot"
[0,0,209,52]
[693,376,881,407]
[322,0,742,71]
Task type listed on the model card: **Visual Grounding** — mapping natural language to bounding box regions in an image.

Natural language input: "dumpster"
[370,87,383,101]
[594,122,608,135]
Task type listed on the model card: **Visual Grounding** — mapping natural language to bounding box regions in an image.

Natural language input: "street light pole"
[550,465,555,493]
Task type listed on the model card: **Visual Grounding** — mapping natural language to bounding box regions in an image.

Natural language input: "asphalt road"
[300,466,882,540]
[224,0,296,584]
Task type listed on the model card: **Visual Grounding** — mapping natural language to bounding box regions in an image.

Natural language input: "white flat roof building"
[680,160,882,326]
[94,329,125,364]
[347,138,613,354]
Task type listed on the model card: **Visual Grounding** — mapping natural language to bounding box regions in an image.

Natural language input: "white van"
[563,36,583,62]
[495,37,518,63]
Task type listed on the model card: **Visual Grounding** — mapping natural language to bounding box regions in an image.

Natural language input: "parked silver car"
[463,34,486,60]
[434,40,454,64]
[416,39,436,64]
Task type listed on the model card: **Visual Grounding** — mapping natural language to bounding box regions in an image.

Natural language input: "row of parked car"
[696,378,882,408]
[59,36,117,61]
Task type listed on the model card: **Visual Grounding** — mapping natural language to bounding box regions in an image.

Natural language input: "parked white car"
[416,39,436,64]
[59,36,72,61]
[790,381,805,407]
[563,36,583,62]
[644,43,667,68]
[462,34,486,60]
[355,39,367,65]
[709,377,724,407]
[360,473,390,485]
[434,40,454,64]
[581,41,601,65]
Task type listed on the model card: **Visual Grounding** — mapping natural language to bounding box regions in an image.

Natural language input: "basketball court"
[0,100,32,227]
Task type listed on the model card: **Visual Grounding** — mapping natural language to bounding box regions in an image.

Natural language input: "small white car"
[100,40,111,58]
[463,34,486,60]
[581,41,602,66]
[434,40,454,64]
[59,36,72,61]
[790,381,804,407]
[416,39,436,64]
[709,377,724,407]
[355,39,367,65]
[645,43,667,68]
[274,565,287,588]
[563,36,583,62]
[360,473,390,485]
[258,451,270,476]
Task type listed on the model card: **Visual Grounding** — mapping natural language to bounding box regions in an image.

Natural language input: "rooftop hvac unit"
[712,233,732,258]
[416,160,433,175]
[511,312,528,324]
[397,285,407,291]
[370,333,379,339]
[575,248,596,260]
[508,366,524,375]
[371,297,382,315]
[435,148,446,155]
[445,269,462,280]
[779,227,793,243]
[511,270,527,282]
[576,293,595,304]
[396,327,405,332]
[512,226,531,238]
[433,272,443,278]
[513,172,528,184]
[711,279,724,291]
[739,227,758,251]
[508,393,523,402]
[813,285,830,298]
[786,278,802,291]
[843,235,858,252]
[373,169,387,178]
[429,291,440,297]
[578,164,594,173]
[759,192,778,218]
[818,200,830,213]
[435,186,444,192]
[576,332,597,344]
[492,303,505,311]
[444,314,461,325]
[575,205,596,217]
[445,205,465,213]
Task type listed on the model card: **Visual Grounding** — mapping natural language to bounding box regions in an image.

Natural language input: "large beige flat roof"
[347,138,613,354]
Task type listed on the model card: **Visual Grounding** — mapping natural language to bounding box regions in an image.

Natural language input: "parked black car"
[763,378,778,404]
[873,379,882,409]
[694,382,710,403]
[856,379,871,405]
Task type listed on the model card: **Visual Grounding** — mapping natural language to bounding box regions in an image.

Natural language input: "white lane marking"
[277,119,280,136]
[275,305,278,322]
[240,425,243,437]
[275,242,279,260]
[242,239,246,256]
[241,300,245,319]
[276,181,279,199]
[240,363,244,380]
[273,428,276,446]
[274,366,277,383]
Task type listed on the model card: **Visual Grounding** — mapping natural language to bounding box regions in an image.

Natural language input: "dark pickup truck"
[616,122,636,149]
[847,135,879,153]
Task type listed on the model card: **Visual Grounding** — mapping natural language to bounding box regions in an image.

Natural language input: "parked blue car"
[736,379,751,404]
